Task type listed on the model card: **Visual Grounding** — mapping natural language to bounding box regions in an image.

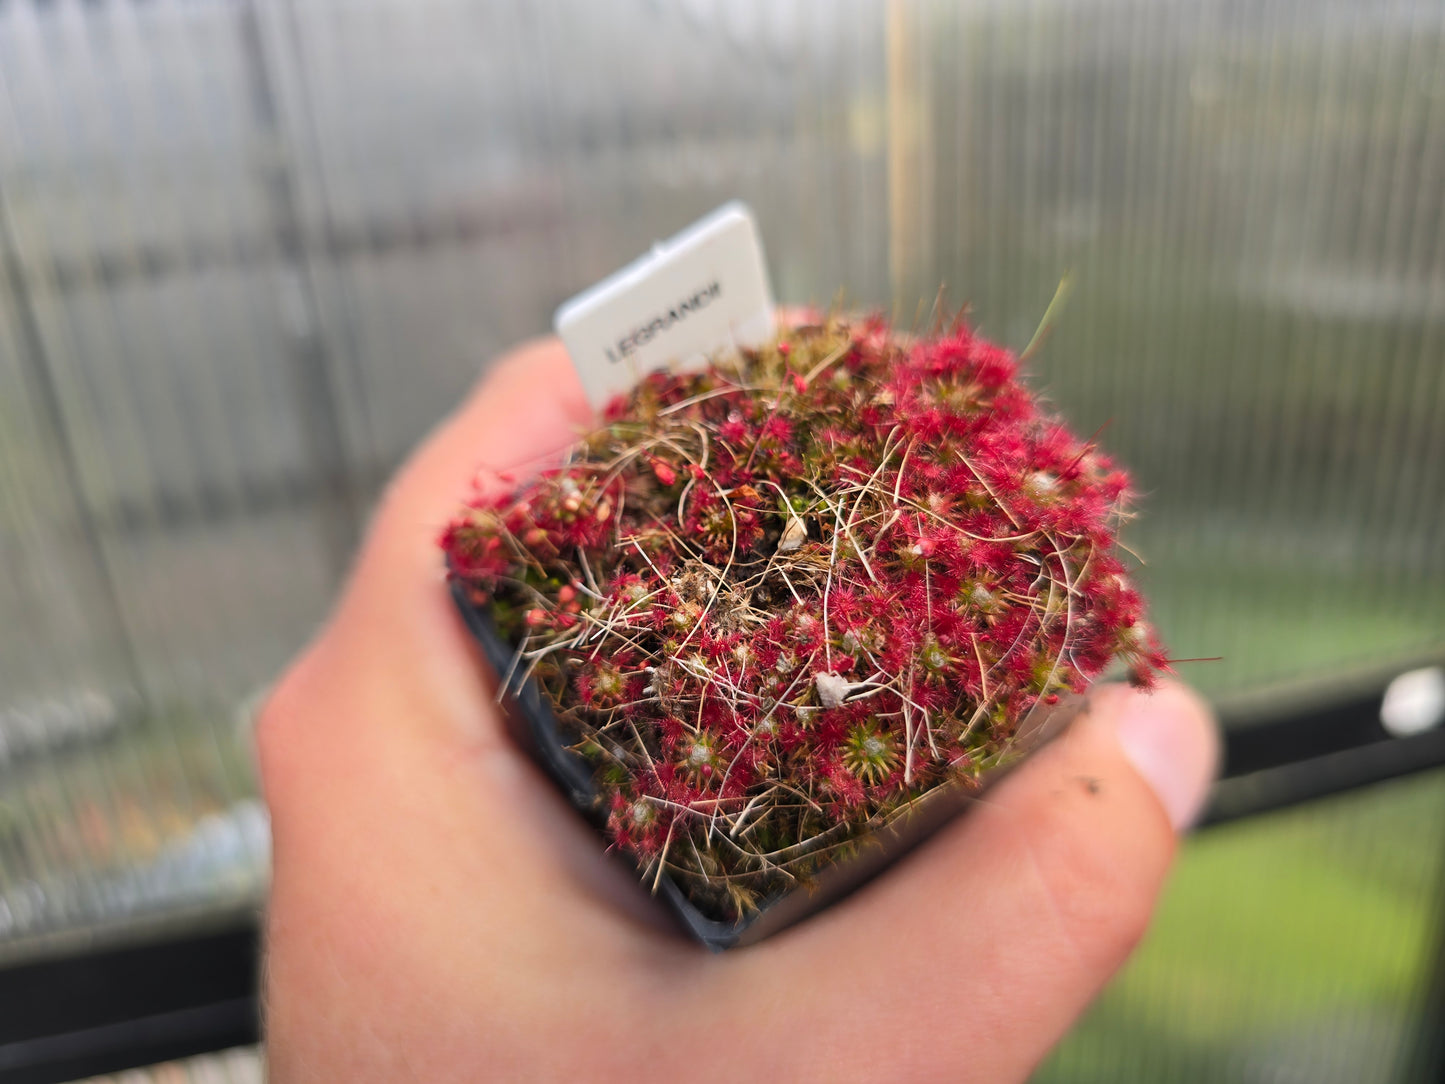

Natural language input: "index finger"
[344,336,594,629]
[354,307,827,622]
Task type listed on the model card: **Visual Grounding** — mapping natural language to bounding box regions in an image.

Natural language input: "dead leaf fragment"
[779,516,807,553]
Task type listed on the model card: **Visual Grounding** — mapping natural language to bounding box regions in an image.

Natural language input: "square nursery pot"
[449,577,1077,951]
[441,313,1166,950]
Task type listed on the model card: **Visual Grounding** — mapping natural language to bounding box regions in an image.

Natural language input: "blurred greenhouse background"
[0,0,1443,1079]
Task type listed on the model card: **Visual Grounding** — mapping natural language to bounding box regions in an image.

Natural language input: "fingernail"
[1111,682,1220,831]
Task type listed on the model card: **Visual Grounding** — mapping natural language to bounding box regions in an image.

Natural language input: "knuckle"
[253,653,326,802]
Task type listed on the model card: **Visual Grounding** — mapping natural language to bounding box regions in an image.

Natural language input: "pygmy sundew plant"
[442,313,1167,924]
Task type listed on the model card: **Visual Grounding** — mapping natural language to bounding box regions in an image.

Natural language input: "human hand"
[256,336,1219,1082]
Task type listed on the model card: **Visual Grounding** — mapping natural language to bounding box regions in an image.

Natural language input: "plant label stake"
[555,201,775,410]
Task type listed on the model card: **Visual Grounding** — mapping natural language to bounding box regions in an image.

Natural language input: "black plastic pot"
[449,578,1074,951]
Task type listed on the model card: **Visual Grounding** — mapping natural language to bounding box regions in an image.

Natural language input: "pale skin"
[257,335,1220,1083]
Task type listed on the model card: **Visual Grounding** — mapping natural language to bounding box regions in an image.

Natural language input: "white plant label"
[554,201,775,410]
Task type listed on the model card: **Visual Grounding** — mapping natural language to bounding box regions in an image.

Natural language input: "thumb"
[722,680,1219,1083]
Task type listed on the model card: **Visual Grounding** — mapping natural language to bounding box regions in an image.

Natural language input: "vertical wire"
[239,0,360,581]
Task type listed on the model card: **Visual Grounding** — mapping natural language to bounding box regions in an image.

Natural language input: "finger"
[258,341,660,927]
[265,338,670,847]
[721,680,1219,1083]
[351,307,810,622]
[262,339,591,758]
[352,312,819,617]
[344,336,593,627]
